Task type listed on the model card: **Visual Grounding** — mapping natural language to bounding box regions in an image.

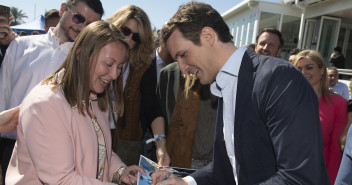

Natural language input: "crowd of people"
[0,0,352,185]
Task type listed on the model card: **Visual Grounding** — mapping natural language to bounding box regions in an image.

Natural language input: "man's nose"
[177,60,188,74]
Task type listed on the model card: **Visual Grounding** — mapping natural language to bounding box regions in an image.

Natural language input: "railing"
[337,69,352,77]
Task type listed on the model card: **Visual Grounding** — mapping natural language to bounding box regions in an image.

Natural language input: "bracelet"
[112,166,127,184]
[145,134,166,144]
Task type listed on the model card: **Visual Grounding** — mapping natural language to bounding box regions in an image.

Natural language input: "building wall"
[225,8,258,47]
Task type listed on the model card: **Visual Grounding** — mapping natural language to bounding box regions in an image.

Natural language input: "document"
[137,155,196,185]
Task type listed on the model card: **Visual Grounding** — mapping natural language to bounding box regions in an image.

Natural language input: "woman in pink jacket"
[294,50,347,185]
[6,21,145,185]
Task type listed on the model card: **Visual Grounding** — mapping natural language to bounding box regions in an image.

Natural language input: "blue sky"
[1,0,281,29]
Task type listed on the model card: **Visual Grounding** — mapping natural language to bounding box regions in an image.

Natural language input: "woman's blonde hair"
[106,5,154,70]
[43,21,129,117]
[293,50,333,103]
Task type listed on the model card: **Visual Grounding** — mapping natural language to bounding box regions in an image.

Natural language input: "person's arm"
[151,116,170,166]
[0,39,17,112]
[0,106,19,133]
[141,66,170,166]
[327,97,347,180]
[340,112,352,152]
[22,100,116,184]
[259,64,328,184]
[335,125,352,184]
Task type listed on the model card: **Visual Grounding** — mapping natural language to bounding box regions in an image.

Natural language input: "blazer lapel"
[234,50,259,162]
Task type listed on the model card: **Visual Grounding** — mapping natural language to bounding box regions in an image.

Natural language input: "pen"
[156,171,172,183]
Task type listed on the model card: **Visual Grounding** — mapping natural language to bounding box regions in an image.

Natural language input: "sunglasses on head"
[67,7,86,25]
[121,27,141,44]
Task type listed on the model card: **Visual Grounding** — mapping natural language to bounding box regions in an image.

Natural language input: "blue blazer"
[190,49,330,185]
[335,124,352,185]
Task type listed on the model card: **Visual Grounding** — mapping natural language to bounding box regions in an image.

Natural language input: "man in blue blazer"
[151,2,329,185]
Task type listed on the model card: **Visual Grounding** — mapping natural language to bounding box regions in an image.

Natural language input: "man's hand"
[0,106,20,133]
[330,52,335,58]
[151,172,188,185]
[156,138,170,167]
[0,17,17,45]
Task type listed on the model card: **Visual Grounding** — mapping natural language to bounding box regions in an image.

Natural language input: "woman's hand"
[156,138,170,167]
[120,165,146,185]
[0,106,20,133]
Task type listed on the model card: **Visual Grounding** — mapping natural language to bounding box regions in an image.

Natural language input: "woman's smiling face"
[296,58,324,88]
[90,41,128,94]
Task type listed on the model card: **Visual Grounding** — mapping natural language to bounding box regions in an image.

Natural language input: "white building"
[222,0,352,68]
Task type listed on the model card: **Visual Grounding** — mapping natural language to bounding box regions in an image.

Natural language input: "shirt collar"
[155,47,166,66]
[45,27,59,45]
[46,27,74,50]
[210,46,247,96]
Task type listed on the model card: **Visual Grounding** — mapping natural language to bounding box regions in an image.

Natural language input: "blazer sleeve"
[335,125,352,184]
[140,64,163,129]
[190,162,217,185]
[257,64,328,184]
[326,97,347,182]
[21,100,115,185]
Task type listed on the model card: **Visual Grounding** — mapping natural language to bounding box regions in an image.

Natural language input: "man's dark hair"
[162,2,233,46]
[66,0,104,16]
[290,48,301,56]
[44,9,60,27]
[256,28,284,48]
[333,46,342,53]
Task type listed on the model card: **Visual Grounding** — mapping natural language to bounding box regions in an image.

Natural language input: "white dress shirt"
[331,81,349,100]
[184,46,246,185]
[0,28,73,139]
[155,47,167,82]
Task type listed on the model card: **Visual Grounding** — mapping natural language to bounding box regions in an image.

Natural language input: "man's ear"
[59,3,66,17]
[201,27,215,46]
[44,25,48,33]
[276,48,282,58]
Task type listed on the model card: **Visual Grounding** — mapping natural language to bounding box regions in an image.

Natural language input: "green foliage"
[10,7,28,26]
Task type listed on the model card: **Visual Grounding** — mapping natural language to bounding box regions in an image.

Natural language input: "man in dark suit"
[151,2,329,185]
[157,62,180,133]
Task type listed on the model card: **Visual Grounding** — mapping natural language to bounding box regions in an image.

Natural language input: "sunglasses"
[121,27,141,44]
[67,7,86,25]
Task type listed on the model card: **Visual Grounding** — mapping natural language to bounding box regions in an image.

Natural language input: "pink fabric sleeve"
[22,101,114,185]
[327,96,347,184]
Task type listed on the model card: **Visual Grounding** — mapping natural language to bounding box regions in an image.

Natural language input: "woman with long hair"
[6,21,145,185]
[106,5,169,167]
[293,50,347,184]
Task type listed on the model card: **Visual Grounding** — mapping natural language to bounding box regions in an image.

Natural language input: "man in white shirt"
[151,2,329,185]
[0,0,103,181]
[328,67,349,100]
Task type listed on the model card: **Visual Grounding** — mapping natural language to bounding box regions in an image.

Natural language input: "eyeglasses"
[121,26,141,44]
[67,7,86,25]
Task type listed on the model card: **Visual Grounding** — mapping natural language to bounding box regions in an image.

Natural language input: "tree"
[10,7,28,26]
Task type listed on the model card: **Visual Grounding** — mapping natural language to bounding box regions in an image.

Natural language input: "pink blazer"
[6,83,125,184]
[319,94,347,184]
